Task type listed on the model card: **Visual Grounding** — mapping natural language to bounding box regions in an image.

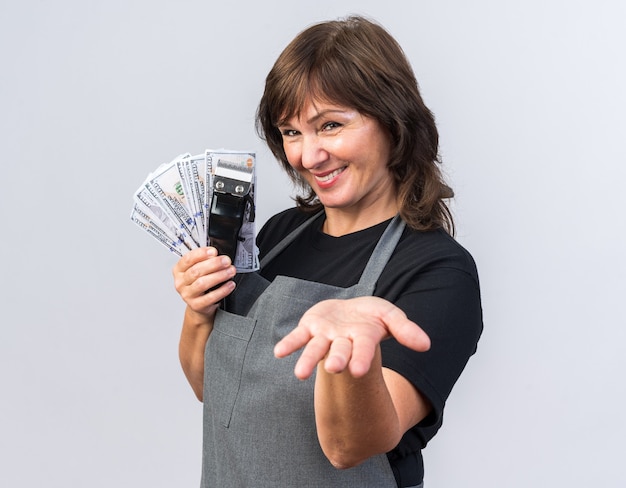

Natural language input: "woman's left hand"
[274,296,431,380]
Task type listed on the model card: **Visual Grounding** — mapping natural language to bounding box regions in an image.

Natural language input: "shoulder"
[390,227,480,285]
[256,207,315,258]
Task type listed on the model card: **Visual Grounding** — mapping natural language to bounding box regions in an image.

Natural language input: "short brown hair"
[256,16,454,233]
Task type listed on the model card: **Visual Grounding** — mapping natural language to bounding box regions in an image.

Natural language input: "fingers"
[172,247,237,313]
[380,305,431,352]
[276,328,354,380]
[276,320,377,380]
[347,334,377,378]
[274,326,312,358]
[323,337,353,374]
[293,336,331,380]
[189,280,236,313]
[173,246,217,277]
[293,335,377,379]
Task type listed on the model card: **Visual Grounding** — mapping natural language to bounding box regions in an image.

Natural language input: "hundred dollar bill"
[133,181,196,252]
[179,153,207,247]
[146,156,200,245]
[130,203,184,256]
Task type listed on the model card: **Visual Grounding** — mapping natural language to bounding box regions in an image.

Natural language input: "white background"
[1,1,624,486]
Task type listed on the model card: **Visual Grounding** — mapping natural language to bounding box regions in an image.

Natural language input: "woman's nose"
[300,135,329,169]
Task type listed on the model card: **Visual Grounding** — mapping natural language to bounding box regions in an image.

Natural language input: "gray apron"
[201,214,408,487]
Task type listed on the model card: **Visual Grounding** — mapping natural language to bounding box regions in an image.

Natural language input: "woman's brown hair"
[256,15,454,234]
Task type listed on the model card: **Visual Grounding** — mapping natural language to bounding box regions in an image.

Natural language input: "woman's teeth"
[316,168,344,182]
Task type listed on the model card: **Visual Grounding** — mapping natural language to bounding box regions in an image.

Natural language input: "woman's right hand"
[172,246,237,316]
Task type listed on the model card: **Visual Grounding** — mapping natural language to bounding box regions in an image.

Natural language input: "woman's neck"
[322,201,399,237]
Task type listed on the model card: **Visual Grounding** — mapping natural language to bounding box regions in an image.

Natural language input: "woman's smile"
[313,166,346,186]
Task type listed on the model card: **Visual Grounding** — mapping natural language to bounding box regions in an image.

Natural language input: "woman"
[173,16,482,488]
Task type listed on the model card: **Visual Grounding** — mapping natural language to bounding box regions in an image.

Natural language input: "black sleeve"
[378,231,483,448]
[382,269,482,438]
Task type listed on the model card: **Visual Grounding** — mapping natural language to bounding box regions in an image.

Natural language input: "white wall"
[1,1,624,486]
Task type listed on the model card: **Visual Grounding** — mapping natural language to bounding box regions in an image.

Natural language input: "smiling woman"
[257,15,454,234]
[172,15,483,488]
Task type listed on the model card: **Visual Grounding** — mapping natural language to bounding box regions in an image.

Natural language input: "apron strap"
[357,215,405,287]
[259,211,324,268]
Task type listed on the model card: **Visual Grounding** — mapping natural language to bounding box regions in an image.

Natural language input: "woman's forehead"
[278,96,352,125]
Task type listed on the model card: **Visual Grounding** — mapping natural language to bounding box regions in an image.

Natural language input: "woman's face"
[278,100,397,226]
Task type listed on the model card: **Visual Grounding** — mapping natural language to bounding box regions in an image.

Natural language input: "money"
[131,150,259,272]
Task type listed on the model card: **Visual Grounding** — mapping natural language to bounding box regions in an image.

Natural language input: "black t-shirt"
[257,208,483,487]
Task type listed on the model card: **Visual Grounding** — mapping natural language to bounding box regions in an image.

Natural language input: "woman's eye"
[321,122,341,131]
[281,129,299,137]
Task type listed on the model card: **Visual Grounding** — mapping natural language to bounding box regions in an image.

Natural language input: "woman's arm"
[274,296,431,468]
[314,349,431,468]
[178,305,215,401]
[172,247,237,401]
